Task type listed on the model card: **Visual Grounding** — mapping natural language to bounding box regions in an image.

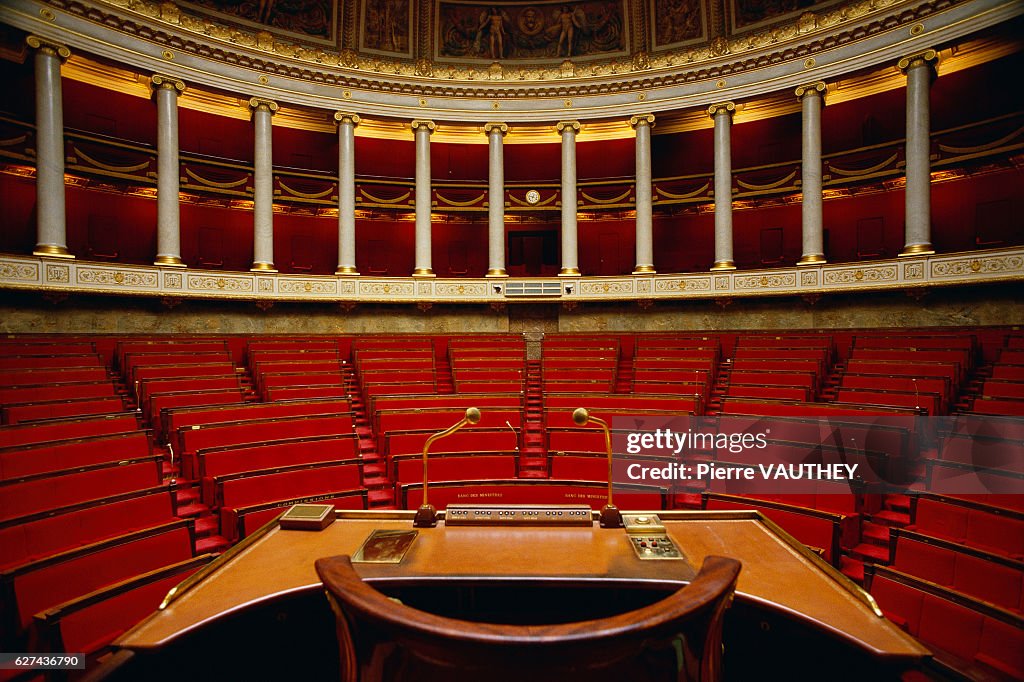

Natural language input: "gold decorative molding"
[25,35,71,61]
[795,81,827,100]
[707,102,736,117]
[629,114,656,129]
[247,97,279,115]
[2,247,1022,304]
[333,112,361,126]
[898,49,939,72]
[150,74,186,95]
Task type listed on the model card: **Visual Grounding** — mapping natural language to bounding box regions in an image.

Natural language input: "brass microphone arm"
[572,408,622,528]
[414,407,481,528]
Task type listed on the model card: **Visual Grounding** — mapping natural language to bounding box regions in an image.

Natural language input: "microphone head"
[465,407,482,424]
[572,407,590,426]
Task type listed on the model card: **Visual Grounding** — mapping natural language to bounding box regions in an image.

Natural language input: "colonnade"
[25,35,939,274]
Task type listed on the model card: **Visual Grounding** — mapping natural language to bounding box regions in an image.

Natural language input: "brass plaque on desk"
[352,529,419,564]
[622,514,686,561]
[279,504,335,531]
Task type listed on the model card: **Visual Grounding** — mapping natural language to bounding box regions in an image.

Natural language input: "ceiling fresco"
[163,0,844,63]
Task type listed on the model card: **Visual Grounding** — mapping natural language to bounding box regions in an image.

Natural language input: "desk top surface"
[117,510,928,660]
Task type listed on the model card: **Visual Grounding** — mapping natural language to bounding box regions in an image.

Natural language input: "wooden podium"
[109,508,929,680]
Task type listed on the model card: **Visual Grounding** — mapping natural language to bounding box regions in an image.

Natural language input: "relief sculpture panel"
[361,0,414,57]
[650,0,706,49]
[178,0,338,41]
[437,1,627,60]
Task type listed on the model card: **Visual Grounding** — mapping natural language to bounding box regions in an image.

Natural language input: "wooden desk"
[114,509,928,678]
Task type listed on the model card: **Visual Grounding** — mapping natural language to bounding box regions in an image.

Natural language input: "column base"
[154,255,186,267]
[710,260,736,271]
[797,254,827,266]
[33,244,74,259]
[412,268,436,277]
[558,267,581,277]
[899,243,934,256]
[335,266,360,276]
[250,262,278,272]
[485,269,509,278]
[632,265,656,275]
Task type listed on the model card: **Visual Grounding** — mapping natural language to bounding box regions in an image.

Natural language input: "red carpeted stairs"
[519,359,548,478]
[841,493,912,583]
[343,364,395,509]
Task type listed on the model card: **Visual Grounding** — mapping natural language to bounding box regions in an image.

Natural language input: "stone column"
[27,36,72,258]
[249,98,278,272]
[631,114,656,274]
[796,82,827,265]
[708,102,736,271]
[899,50,938,256]
[411,119,435,277]
[334,112,360,275]
[484,122,508,277]
[151,75,186,267]
[557,120,580,276]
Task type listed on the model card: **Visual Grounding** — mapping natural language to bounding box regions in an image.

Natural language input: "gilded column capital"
[897,49,938,73]
[26,35,71,61]
[707,102,736,118]
[629,114,655,129]
[333,112,361,126]
[150,74,186,95]
[411,119,436,133]
[248,97,279,115]
[556,120,580,134]
[795,81,827,101]
[483,122,508,136]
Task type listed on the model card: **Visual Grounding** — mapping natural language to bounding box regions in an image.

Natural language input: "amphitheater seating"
[401,479,667,511]
[889,528,1023,613]
[0,485,177,572]
[178,412,355,479]
[227,489,366,541]
[34,554,213,656]
[907,494,1024,559]
[197,435,358,504]
[164,397,350,451]
[0,430,151,481]
[391,452,519,486]
[0,413,138,449]
[866,565,1023,680]
[0,458,163,522]
[214,460,365,541]
[2,520,195,635]
[2,328,1023,672]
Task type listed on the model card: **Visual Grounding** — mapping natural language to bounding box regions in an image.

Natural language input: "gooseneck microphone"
[572,407,622,528]
[413,407,481,528]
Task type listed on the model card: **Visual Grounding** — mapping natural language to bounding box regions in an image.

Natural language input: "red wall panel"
[179,202,254,271]
[62,81,156,146]
[65,187,157,265]
[179,109,253,163]
[0,174,37,255]
[578,219,636,276]
[505,143,560,182]
[0,57,34,121]
[273,127,336,173]
[355,137,415,179]
[355,219,415,276]
[272,212,337,275]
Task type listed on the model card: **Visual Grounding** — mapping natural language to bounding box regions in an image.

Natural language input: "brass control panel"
[623,514,686,561]
[444,504,593,526]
